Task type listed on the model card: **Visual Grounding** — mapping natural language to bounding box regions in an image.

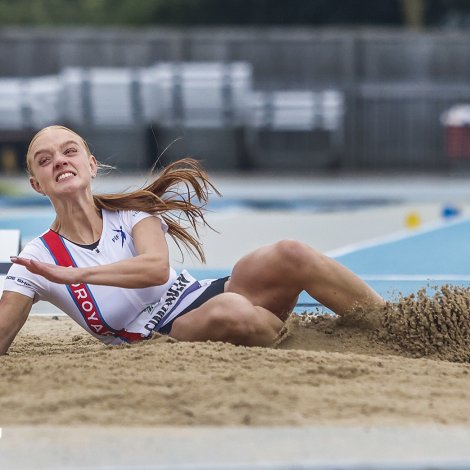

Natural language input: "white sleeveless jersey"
[3,209,216,345]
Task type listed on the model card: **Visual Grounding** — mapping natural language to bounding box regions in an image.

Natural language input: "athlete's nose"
[54,153,68,170]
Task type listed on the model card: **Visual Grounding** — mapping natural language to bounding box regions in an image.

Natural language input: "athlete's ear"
[29,176,45,195]
[89,155,98,178]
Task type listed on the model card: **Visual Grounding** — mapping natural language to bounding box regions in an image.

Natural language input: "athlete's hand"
[10,256,81,285]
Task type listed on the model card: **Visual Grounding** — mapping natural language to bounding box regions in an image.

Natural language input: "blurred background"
[1,0,470,305]
[1,0,470,174]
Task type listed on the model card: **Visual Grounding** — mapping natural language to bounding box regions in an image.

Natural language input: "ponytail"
[93,158,220,263]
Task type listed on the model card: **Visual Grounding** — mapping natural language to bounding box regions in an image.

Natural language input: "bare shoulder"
[132,215,169,256]
[132,214,165,231]
[132,215,167,240]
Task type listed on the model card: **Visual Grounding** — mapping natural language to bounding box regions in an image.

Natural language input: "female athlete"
[0,125,385,354]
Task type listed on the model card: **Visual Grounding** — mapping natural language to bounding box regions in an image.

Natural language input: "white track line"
[359,275,470,281]
[325,216,470,258]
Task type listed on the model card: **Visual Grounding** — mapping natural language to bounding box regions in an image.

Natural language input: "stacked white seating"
[61,67,87,125]
[0,76,64,130]
[143,62,252,128]
[181,62,225,127]
[26,76,61,128]
[89,68,136,126]
[229,62,253,126]
[2,64,345,134]
[318,90,344,131]
[139,65,174,124]
[276,91,316,131]
[250,90,344,131]
[181,62,252,128]
[61,67,138,127]
[0,79,24,130]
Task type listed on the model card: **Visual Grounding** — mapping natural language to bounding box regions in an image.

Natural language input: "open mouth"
[56,171,76,183]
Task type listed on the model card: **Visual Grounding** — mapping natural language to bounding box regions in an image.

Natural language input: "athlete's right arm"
[0,291,33,355]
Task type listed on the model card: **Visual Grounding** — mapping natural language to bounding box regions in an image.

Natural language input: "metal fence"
[1,27,470,171]
[352,84,470,169]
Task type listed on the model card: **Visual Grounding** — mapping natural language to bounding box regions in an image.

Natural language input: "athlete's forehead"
[30,128,82,155]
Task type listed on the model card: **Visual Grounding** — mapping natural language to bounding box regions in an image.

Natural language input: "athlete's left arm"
[10,217,171,288]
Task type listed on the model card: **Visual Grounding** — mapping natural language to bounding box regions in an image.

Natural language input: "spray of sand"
[380,285,470,362]
[275,285,470,363]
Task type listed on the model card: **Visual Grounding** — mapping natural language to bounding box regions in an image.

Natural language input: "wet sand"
[2,287,470,427]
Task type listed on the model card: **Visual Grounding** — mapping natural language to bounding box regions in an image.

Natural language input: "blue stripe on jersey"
[42,233,118,335]
[40,236,60,265]
[60,236,118,333]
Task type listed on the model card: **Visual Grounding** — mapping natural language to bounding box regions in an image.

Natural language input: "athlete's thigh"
[225,244,300,319]
[168,292,247,342]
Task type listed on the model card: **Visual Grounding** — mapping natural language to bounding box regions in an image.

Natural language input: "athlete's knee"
[270,239,317,272]
[273,239,339,284]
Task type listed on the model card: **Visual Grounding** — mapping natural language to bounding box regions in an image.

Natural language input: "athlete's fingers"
[31,261,54,277]
[11,257,63,282]
[11,258,45,278]
[11,256,79,284]
[19,259,50,277]
[10,256,34,268]
[30,262,66,282]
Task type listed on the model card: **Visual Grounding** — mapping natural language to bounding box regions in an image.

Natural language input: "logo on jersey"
[6,275,33,289]
[143,273,194,333]
[111,226,127,247]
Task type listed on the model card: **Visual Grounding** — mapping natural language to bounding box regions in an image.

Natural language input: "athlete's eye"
[39,157,50,166]
[64,148,77,155]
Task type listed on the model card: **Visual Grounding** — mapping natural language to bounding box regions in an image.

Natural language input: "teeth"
[57,172,74,182]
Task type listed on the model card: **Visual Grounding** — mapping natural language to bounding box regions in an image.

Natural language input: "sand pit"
[2,287,470,427]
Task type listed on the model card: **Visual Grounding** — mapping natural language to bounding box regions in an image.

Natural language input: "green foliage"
[0,0,161,25]
[0,181,21,196]
[0,0,469,26]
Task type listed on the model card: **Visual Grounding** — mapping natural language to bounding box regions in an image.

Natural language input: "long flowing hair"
[27,126,221,263]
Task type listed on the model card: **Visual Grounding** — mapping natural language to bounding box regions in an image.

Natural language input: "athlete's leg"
[226,240,385,320]
[168,292,283,347]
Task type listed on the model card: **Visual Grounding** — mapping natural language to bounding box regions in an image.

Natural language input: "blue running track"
[191,217,470,312]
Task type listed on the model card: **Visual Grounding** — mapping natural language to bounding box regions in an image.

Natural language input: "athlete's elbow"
[146,262,171,287]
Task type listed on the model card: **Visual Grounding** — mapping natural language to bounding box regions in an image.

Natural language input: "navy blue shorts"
[158,276,230,334]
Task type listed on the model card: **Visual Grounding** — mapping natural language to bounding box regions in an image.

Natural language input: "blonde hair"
[27,125,220,263]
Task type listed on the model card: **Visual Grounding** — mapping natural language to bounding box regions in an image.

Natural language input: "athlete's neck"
[50,193,102,245]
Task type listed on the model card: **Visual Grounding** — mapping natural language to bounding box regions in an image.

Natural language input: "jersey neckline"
[49,210,106,251]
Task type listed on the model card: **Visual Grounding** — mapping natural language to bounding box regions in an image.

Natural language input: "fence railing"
[351,84,470,169]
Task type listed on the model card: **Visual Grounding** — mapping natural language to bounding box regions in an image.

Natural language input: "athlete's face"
[27,127,97,198]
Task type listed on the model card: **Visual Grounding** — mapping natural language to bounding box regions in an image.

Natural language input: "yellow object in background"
[405,211,422,229]
[1,147,18,174]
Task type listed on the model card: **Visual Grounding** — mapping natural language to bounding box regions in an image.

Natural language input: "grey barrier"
[0,76,60,130]
[140,62,252,128]
[351,84,470,169]
[2,28,469,86]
